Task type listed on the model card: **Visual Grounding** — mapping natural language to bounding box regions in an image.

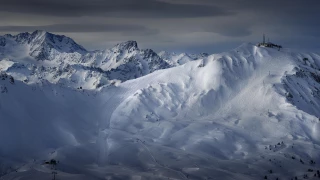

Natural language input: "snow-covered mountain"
[1,37,320,180]
[1,30,86,60]
[0,31,170,89]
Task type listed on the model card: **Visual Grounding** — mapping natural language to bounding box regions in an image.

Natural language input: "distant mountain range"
[0,30,207,89]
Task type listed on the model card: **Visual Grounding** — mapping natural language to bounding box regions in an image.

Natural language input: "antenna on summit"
[257,34,282,50]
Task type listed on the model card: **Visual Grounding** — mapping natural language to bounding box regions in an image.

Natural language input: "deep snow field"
[1,42,320,180]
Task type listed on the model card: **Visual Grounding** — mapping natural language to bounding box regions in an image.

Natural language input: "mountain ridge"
[0,31,187,89]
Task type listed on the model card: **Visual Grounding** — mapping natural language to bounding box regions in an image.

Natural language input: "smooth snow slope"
[0,74,104,179]
[1,43,320,180]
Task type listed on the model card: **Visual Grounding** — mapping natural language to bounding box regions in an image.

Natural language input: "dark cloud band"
[0,24,157,34]
[0,0,232,18]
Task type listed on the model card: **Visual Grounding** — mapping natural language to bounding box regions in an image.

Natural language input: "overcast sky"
[0,0,319,53]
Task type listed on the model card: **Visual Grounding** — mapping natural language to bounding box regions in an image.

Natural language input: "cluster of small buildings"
[257,34,282,50]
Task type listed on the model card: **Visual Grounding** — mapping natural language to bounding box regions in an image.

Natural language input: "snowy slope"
[95,44,320,179]
[158,51,208,66]
[0,73,103,179]
[0,43,320,180]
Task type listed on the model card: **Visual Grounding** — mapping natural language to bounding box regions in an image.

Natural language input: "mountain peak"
[30,30,87,56]
[112,40,139,53]
[0,30,87,60]
[31,30,47,37]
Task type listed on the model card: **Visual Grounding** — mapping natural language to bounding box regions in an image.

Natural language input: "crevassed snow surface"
[0,42,320,180]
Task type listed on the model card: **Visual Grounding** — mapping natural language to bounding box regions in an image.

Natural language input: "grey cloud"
[176,0,320,11]
[0,24,157,34]
[166,0,320,23]
[204,24,252,37]
[121,29,160,36]
[201,19,254,38]
[216,28,251,38]
[0,0,233,18]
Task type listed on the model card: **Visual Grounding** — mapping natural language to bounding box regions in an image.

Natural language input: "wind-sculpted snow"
[281,52,320,118]
[0,42,320,179]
